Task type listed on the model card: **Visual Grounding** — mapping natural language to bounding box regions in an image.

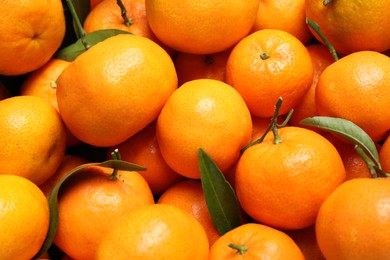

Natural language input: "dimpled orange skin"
[96,204,209,259]
[174,50,230,86]
[305,0,390,55]
[379,135,390,173]
[157,180,221,246]
[316,178,390,259]
[107,121,185,196]
[53,166,155,260]
[226,29,314,118]
[209,223,305,260]
[156,79,253,179]
[20,59,71,112]
[56,34,178,147]
[0,174,50,259]
[235,126,346,230]
[316,51,390,142]
[145,0,260,54]
[289,44,334,134]
[251,0,313,45]
[83,0,171,55]
[0,96,67,185]
[0,0,66,75]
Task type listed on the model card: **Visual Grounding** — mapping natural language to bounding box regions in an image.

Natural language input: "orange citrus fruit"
[379,135,390,173]
[286,225,326,260]
[325,133,372,180]
[157,179,221,246]
[90,0,104,9]
[0,0,66,75]
[83,0,173,55]
[53,165,155,260]
[226,29,314,117]
[251,0,313,45]
[96,204,210,259]
[0,95,66,185]
[145,0,260,54]
[0,174,49,259]
[19,58,80,147]
[157,79,252,179]
[316,51,390,142]
[56,34,177,147]
[107,121,185,196]
[209,223,304,259]
[39,155,90,197]
[289,43,334,133]
[20,58,70,112]
[235,126,346,230]
[174,50,230,86]
[305,0,390,55]
[316,177,390,259]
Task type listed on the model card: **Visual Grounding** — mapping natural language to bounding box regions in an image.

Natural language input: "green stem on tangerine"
[228,243,248,255]
[373,166,390,178]
[260,52,270,60]
[306,18,339,61]
[240,97,289,153]
[66,0,90,50]
[108,149,122,180]
[354,145,380,178]
[117,0,133,26]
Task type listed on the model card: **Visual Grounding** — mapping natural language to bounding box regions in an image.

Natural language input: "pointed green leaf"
[300,116,380,167]
[55,29,131,61]
[198,148,242,235]
[34,159,146,258]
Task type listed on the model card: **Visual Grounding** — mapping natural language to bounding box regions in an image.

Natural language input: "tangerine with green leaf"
[107,121,185,196]
[236,103,346,229]
[53,165,155,260]
[305,0,390,55]
[316,51,390,142]
[84,0,173,56]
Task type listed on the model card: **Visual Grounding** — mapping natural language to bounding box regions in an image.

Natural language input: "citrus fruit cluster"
[1,0,390,259]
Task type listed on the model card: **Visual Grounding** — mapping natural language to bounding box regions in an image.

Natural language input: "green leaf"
[198,148,242,235]
[300,116,380,167]
[34,159,146,258]
[55,29,131,61]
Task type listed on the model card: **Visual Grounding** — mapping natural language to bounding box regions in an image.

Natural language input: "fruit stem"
[240,97,289,153]
[109,149,122,180]
[66,0,90,50]
[306,18,339,61]
[323,0,332,6]
[117,0,133,26]
[355,145,381,178]
[228,243,248,255]
[260,52,270,60]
